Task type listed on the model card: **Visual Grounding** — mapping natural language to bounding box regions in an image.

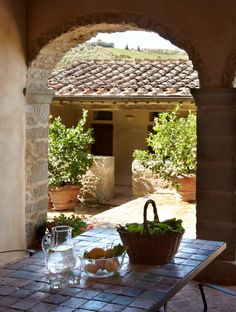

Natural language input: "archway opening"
[26,19,199,247]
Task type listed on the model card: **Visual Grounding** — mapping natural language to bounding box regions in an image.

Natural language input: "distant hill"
[56,43,188,69]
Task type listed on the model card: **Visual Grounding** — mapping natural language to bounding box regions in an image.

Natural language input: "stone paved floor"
[47,186,236,311]
[165,281,236,311]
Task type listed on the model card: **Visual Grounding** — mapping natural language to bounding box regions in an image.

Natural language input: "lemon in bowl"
[80,244,126,278]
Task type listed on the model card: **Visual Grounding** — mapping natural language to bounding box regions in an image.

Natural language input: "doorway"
[91,123,113,156]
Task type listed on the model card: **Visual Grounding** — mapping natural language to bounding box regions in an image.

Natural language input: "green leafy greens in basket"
[117,218,184,235]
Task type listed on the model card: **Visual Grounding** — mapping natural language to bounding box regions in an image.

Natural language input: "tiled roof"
[48,59,199,97]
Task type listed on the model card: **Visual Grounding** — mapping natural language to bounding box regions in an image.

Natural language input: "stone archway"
[25,14,203,247]
[27,13,206,89]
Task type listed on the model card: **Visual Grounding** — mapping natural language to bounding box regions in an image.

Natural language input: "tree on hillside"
[96,40,114,48]
[125,44,129,50]
[137,45,141,51]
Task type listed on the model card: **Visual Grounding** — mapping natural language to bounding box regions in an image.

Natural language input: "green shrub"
[133,106,196,185]
[35,214,91,247]
[46,214,88,237]
[48,110,94,186]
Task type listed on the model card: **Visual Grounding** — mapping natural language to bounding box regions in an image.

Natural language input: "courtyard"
[47,186,196,239]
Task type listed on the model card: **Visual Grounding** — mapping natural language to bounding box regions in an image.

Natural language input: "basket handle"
[143,199,159,235]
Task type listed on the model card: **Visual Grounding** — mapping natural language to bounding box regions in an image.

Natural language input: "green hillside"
[108,47,187,60]
[56,43,188,69]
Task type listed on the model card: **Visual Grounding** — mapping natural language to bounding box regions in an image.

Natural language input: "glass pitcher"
[42,226,77,287]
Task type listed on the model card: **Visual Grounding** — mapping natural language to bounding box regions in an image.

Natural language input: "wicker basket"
[117,199,184,265]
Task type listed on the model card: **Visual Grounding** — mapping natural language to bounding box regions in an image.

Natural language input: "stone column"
[25,87,54,247]
[191,88,236,284]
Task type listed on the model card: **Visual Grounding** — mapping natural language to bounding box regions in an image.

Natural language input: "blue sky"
[88,30,179,50]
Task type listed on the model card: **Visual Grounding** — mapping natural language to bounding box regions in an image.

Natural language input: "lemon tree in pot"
[133,106,196,202]
[48,110,94,210]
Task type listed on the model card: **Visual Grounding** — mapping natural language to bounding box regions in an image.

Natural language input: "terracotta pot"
[49,185,81,211]
[173,175,196,202]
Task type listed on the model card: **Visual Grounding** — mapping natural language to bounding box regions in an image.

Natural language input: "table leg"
[158,303,168,312]
[198,284,208,311]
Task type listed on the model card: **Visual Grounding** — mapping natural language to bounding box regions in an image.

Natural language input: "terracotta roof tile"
[48,59,199,97]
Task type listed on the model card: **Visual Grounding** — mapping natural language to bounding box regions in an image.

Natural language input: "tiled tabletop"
[0,228,226,311]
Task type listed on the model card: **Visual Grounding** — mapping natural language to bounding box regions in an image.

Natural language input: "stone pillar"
[191,88,236,284]
[25,87,54,247]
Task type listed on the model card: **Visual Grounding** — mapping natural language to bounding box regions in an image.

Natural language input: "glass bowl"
[79,247,126,278]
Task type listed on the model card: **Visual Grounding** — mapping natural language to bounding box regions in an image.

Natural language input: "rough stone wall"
[79,156,114,204]
[25,88,54,247]
[132,160,172,198]
[192,89,236,261]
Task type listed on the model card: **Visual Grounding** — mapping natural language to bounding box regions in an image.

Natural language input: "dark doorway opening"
[91,123,113,156]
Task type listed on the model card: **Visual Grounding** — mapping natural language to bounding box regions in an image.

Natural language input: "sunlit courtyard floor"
[48,186,196,238]
[88,190,196,238]
[47,185,133,224]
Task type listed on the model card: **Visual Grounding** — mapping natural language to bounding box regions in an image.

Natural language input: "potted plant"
[133,106,196,202]
[48,110,94,210]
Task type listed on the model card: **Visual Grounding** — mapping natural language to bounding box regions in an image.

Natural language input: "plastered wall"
[0,0,26,264]
[113,110,148,185]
